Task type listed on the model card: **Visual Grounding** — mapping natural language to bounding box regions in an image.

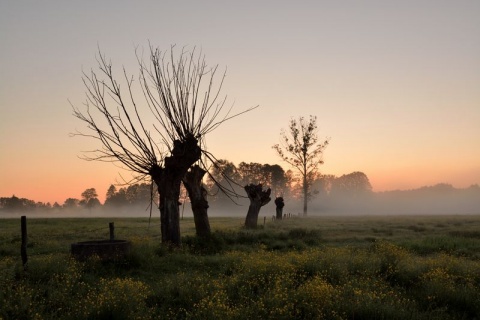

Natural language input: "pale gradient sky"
[1,1,479,204]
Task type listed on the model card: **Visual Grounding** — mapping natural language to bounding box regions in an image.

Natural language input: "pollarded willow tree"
[244,184,271,229]
[72,45,254,245]
[272,115,329,216]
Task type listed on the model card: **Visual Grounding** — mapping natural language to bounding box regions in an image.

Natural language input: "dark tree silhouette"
[81,188,98,203]
[0,195,35,212]
[273,116,329,216]
[274,196,285,220]
[236,162,288,197]
[124,183,151,204]
[244,184,271,229]
[237,162,264,185]
[207,160,241,189]
[105,185,117,203]
[0,195,22,211]
[63,198,80,209]
[105,186,128,207]
[264,164,288,197]
[72,45,255,245]
[105,183,153,207]
[331,172,373,198]
[80,188,100,211]
[206,159,243,205]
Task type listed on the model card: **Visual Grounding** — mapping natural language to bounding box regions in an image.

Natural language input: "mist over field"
[2,184,479,219]
[207,184,480,217]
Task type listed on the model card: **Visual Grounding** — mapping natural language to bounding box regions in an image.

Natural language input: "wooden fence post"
[263,216,266,227]
[109,222,115,241]
[21,216,28,269]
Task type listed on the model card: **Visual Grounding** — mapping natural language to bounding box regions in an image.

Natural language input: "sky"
[1,1,479,204]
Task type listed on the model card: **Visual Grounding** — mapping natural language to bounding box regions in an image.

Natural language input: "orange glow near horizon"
[1,162,479,205]
[368,166,480,193]
[1,2,479,207]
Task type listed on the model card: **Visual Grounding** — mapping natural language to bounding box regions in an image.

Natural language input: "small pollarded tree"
[273,116,329,216]
[72,45,255,245]
[244,183,271,228]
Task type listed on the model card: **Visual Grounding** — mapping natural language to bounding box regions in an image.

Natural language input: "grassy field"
[1,215,480,319]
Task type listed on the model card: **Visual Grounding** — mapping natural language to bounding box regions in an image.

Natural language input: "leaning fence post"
[21,216,28,269]
[109,222,115,241]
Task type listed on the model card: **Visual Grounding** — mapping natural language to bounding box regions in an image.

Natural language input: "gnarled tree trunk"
[183,165,211,238]
[152,135,201,246]
[244,184,271,229]
[275,197,284,220]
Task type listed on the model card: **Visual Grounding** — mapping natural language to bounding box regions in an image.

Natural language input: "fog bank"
[2,184,479,219]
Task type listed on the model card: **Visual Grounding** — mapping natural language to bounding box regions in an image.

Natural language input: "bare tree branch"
[71,44,257,244]
[272,115,329,216]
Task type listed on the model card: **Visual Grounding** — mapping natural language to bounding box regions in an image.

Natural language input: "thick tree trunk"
[245,202,261,228]
[183,165,211,238]
[244,184,271,229]
[274,197,284,220]
[152,134,201,246]
[153,166,183,245]
[159,187,182,245]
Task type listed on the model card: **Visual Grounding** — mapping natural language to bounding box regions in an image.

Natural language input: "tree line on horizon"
[0,160,370,212]
[2,163,479,214]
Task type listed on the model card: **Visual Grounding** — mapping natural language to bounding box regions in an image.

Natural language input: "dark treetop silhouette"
[72,45,256,245]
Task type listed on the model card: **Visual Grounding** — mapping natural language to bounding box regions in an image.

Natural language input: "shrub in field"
[372,240,410,279]
[183,232,226,255]
[294,276,340,319]
[0,276,35,319]
[337,276,414,320]
[146,271,215,318]
[415,266,480,317]
[76,277,152,320]
[193,283,237,319]
[401,235,479,256]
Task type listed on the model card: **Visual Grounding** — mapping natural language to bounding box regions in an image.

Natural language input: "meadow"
[1,214,480,319]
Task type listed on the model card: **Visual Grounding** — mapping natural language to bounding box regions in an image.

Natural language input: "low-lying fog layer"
[2,185,479,218]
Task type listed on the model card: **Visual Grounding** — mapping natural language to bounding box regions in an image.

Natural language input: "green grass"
[1,215,480,319]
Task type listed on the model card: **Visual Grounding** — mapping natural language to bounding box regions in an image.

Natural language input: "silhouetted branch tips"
[202,152,247,204]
